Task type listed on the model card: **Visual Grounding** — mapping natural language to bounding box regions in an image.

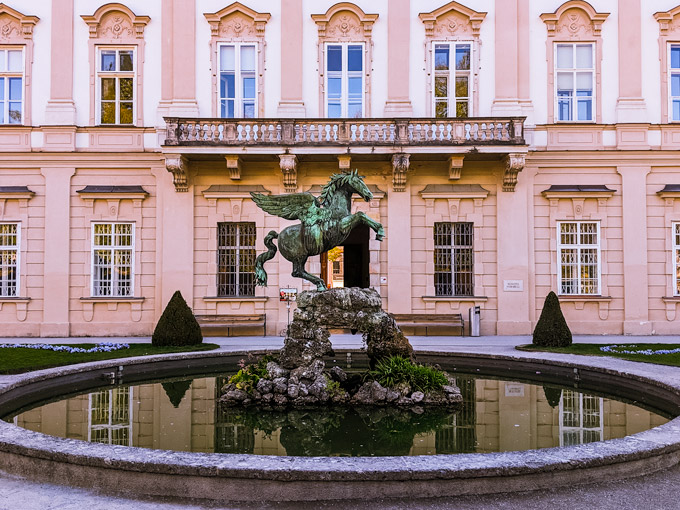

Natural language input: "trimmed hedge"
[162,380,193,407]
[533,291,572,347]
[152,290,203,346]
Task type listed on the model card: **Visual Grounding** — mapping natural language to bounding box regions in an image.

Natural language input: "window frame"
[324,42,365,118]
[669,44,680,122]
[431,41,473,119]
[559,390,603,447]
[90,222,135,298]
[434,221,474,297]
[0,47,24,125]
[217,222,256,297]
[554,42,595,122]
[557,221,601,296]
[88,387,133,446]
[217,42,258,119]
[95,46,137,126]
[674,222,680,296]
[0,222,20,297]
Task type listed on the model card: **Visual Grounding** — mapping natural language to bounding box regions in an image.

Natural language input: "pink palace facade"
[1,0,680,338]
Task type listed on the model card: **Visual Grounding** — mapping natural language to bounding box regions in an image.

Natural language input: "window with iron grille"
[92,223,134,297]
[674,223,680,296]
[0,223,19,297]
[217,222,256,297]
[434,222,474,296]
[557,221,600,295]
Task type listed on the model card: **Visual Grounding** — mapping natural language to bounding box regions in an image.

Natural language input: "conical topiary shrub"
[162,380,193,408]
[152,290,203,346]
[533,291,572,347]
[543,385,562,408]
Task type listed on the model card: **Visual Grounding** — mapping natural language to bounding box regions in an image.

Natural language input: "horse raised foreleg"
[292,259,327,291]
[341,212,385,241]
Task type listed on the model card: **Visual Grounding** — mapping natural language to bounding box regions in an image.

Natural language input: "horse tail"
[254,230,278,287]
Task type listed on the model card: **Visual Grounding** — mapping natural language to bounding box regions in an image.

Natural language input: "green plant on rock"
[368,356,447,393]
[533,291,572,347]
[324,376,344,398]
[152,290,203,346]
[228,353,279,392]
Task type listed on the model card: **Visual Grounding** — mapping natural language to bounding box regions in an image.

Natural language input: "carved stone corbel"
[279,154,298,193]
[502,153,525,192]
[165,154,189,192]
[225,155,241,180]
[391,153,410,192]
[337,154,351,172]
[448,155,464,180]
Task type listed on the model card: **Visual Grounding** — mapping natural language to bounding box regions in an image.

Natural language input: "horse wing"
[250,192,320,221]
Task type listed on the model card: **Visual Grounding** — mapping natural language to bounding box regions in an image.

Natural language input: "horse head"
[346,169,373,202]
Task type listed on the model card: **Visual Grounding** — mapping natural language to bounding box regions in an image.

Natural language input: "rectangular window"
[0,48,24,124]
[219,44,257,118]
[325,43,364,118]
[217,222,256,297]
[89,388,132,446]
[97,48,135,124]
[555,43,594,121]
[0,223,19,297]
[92,223,134,297]
[557,221,600,295]
[674,223,680,295]
[559,390,603,446]
[433,42,471,118]
[434,222,474,296]
[670,45,680,121]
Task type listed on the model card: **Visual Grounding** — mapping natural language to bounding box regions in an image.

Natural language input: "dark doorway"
[341,224,370,288]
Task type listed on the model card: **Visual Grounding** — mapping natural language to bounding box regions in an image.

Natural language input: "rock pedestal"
[278,287,414,369]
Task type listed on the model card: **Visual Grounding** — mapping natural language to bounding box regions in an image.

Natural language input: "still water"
[9,374,669,457]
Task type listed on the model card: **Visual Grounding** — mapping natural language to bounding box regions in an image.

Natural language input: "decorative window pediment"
[654,6,680,36]
[540,1,609,39]
[81,3,150,41]
[312,3,378,41]
[204,2,271,40]
[0,3,39,42]
[418,1,487,38]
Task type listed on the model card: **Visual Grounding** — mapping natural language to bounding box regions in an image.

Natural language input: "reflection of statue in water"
[251,170,384,291]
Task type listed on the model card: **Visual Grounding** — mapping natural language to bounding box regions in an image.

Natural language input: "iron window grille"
[0,223,19,297]
[434,222,474,297]
[674,223,680,295]
[217,222,256,297]
[92,223,134,297]
[557,221,600,295]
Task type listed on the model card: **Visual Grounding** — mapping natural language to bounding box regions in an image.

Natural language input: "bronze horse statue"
[250,170,384,291]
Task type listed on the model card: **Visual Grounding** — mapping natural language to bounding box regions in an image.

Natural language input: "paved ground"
[1,333,680,510]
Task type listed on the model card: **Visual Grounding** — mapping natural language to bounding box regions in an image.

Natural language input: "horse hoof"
[376,235,384,241]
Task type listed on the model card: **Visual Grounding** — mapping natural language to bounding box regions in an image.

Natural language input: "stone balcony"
[162,117,527,192]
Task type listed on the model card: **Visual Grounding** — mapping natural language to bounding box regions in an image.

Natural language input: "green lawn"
[0,343,220,374]
[517,343,680,367]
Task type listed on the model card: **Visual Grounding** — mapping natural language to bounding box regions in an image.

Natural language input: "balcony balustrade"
[163,117,525,147]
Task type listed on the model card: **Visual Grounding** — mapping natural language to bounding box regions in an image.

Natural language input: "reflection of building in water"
[88,387,133,445]
[13,377,668,455]
[559,390,603,446]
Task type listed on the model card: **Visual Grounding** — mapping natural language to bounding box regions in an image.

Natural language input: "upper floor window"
[97,48,135,125]
[434,222,474,297]
[674,222,680,295]
[555,43,594,122]
[433,42,471,118]
[670,46,680,121]
[217,222,256,297]
[0,48,23,124]
[92,222,134,297]
[557,221,600,295]
[0,223,19,297]
[326,43,364,118]
[219,44,257,118]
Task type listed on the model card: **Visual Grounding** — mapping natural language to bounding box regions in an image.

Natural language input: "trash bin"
[469,306,481,337]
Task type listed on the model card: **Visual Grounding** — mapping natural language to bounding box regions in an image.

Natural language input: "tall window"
[97,48,135,125]
[674,223,680,295]
[92,223,134,297]
[0,223,19,297]
[433,42,471,118]
[89,388,132,446]
[217,222,256,297]
[0,48,23,124]
[557,221,600,295]
[670,45,680,121]
[434,222,474,296]
[219,44,256,118]
[559,390,603,446]
[555,43,593,121]
[326,43,363,118]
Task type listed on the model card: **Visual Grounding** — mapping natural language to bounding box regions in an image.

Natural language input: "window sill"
[80,297,145,302]
[421,296,488,302]
[557,295,611,301]
[662,296,680,302]
[0,297,30,302]
[203,296,268,302]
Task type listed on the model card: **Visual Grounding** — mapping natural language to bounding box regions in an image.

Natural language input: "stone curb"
[0,349,679,501]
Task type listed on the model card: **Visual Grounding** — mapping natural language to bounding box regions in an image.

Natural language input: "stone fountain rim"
[0,348,679,500]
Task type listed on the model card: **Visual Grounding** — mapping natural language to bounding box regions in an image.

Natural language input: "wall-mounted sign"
[503,280,524,292]
[504,383,525,397]
[279,288,298,301]
[380,276,387,284]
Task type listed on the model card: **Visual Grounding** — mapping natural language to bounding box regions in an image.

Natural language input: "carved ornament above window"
[540,1,609,39]
[81,3,150,41]
[204,2,271,40]
[418,1,487,39]
[0,4,39,43]
[312,3,378,42]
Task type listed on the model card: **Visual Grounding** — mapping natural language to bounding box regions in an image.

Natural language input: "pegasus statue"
[250,170,384,291]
